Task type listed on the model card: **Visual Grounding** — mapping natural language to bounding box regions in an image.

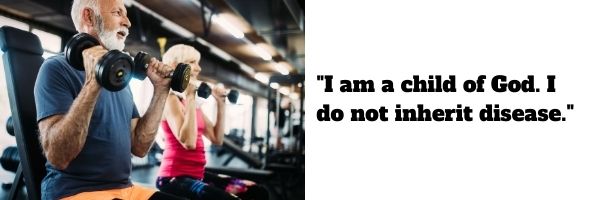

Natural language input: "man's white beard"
[94,15,128,51]
[98,27,127,51]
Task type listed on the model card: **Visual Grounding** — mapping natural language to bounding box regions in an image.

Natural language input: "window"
[254,97,269,139]
[129,79,153,115]
[221,92,253,148]
[31,29,62,59]
[0,16,28,31]
[0,16,63,59]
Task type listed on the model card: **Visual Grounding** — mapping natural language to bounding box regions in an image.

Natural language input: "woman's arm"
[203,87,226,146]
[164,90,198,150]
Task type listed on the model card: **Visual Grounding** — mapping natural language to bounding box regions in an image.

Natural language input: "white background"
[307,0,600,199]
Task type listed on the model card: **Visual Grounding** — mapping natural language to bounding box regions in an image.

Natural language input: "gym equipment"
[227,90,239,104]
[265,74,305,166]
[1,146,19,173]
[133,51,191,92]
[262,74,305,200]
[1,26,46,200]
[196,82,239,103]
[64,33,134,91]
[220,137,263,168]
[6,116,14,136]
[197,82,211,99]
[205,166,273,182]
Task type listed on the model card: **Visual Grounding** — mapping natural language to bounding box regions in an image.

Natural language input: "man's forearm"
[42,82,101,169]
[132,88,169,156]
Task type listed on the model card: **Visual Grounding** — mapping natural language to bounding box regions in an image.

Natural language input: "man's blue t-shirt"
[34,53,140,199]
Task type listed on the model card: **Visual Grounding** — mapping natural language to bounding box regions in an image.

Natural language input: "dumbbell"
[0,146,19,173]
[64,33,133,91]
[5,116,13,137]
[133,52,191,92]
[196,82,239,103]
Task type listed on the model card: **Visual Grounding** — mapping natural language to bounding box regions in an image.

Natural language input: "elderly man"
[34,0,185,199]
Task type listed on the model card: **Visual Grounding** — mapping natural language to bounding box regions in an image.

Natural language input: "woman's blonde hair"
[162,44,201,66]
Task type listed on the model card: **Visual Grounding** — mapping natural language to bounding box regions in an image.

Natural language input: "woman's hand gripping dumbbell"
[133,52,191,92]
[194,81,239,104]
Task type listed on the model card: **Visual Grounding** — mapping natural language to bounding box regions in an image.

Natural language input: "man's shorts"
[61,184,156,200]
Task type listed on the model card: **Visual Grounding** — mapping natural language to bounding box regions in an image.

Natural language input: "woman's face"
[177,57,201,79]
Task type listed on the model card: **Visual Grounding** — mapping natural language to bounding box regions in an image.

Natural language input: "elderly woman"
[156,44,269,200]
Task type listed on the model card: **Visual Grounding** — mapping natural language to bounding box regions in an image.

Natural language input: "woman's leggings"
[156,172,269,200]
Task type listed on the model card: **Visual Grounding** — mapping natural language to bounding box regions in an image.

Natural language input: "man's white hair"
[70,0,99,32]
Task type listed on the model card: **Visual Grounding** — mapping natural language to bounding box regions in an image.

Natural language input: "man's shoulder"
[38,53,78,79]
[41,53,68,70]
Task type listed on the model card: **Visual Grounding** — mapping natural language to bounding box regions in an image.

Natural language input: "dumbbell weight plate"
[197,82,212,99]
[227,90,239,104]
[133,51,150,80]
[95,50,134,91]
[5,116,13,137]
[170,63,191,92]
[0,146,19,173]
[64,33,100,70]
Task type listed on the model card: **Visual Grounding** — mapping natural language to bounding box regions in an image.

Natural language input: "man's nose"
[122,16,131,29]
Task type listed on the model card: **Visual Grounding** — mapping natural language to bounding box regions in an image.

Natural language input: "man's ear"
[82,7,95,29]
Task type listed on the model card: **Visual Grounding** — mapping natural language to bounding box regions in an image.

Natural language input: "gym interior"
[0,0,304,199]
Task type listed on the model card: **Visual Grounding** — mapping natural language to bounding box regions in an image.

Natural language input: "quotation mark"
[317,75,333,92]
[567,104,574,110]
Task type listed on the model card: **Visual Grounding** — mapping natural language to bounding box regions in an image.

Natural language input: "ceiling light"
[253,45,272,61]
[212,14,244,39]
[239,64,255,74]
[270,82,280,89]
[161,21,194,38]
[254,72,270,84]
[201,39,232,61]
[275,63,290,75]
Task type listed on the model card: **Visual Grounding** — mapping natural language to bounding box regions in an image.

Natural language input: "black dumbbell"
[6,116,13,137]
[133,52,191,92]
[196,82,239,103]
[197,82,212,99]
[0,146,19,173]
[227,90,239,104]
[64,33,133,91]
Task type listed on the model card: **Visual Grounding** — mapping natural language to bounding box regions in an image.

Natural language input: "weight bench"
[220,137,264,168]
[205,166,273,182]
[1,26,47,200]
